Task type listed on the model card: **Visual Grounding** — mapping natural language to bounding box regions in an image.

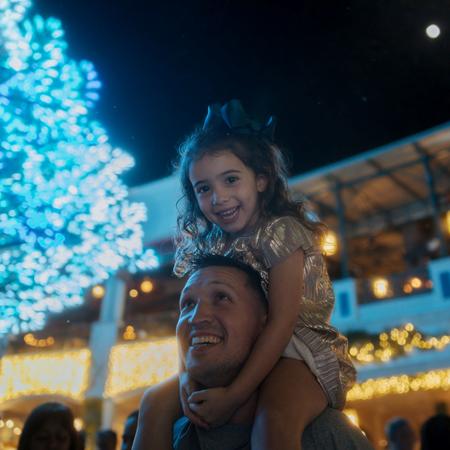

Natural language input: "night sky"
[37,0,450,187]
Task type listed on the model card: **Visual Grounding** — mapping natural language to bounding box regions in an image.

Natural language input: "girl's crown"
[202,99,277,142]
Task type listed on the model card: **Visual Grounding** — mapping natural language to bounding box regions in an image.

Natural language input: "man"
[122,410,139,450]
[96,429,117,450]
[385,417,415,450]
[134,255,373,449]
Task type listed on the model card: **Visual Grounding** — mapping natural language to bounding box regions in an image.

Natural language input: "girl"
[138,100,356,450]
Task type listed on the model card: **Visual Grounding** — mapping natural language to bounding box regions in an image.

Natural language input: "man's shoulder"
[304,409,374,450]
[173,409,374,450]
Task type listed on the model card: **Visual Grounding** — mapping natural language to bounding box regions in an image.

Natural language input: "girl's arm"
[189,248,304,423]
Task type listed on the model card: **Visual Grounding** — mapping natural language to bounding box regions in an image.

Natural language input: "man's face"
[176,265,266,387]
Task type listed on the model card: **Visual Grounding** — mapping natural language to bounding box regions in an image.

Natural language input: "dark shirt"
[173,408,374,450]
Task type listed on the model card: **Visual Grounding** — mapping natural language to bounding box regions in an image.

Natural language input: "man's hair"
[190,254,268,310]
[126,409,139,422]
[385,417,411,441]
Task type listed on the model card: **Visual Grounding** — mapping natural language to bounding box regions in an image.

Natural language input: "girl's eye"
[216,292,231,302]
[225,176,238,184]
[195,185,210,194]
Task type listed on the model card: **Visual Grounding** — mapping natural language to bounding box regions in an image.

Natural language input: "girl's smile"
[189,150,267,236]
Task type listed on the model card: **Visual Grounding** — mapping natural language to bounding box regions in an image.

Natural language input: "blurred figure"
[77,430,86,450]
[385,417,415,450]
[18,402,78,450]
[420,413,450,450]
[96,429,117,450]
[121,410,138,450]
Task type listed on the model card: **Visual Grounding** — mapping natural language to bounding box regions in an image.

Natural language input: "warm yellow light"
[129,289,139,298]
[372,278,390,298]
[349,324,450,365]
[347,368,450,401]
[123,325,137,341]
[140,279,154,293]
[0,419,4,428]
[13,427,21,435]
[403,283,413,294]
[23,333,55,348]
[92,285,105,299]
[0,349,90,404]
[446,211,450,234]
[73,418,83,432]
[105,337,178,398]
[6,420,13,428]
[344,409,360,427]
[410,277,422,289]
[321,231,338,256]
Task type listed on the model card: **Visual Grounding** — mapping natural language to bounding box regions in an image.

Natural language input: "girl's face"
[189,150,267,235]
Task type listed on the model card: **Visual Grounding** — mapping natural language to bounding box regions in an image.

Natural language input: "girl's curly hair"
[173,127,325,250]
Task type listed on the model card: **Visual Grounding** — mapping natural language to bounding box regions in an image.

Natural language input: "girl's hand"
[179,372,209,429]
[188,387,239,427]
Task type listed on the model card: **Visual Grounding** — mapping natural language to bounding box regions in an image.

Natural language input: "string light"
[348,368,450,401]
[0,349,90,402]
[372,278,390,298]
[73,418,83,431]
[92,285,105,299]
[321,231,338,256]
[348,323,450,364]
[140,279,154,293]
[123,325,136,340]
[23,333,55,347]
[105,337,178,398]
[129,289,139,298]
[0,0,159,335]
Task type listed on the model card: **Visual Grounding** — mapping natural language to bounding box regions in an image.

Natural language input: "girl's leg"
[133,374,181,450]
[251,358,327,450]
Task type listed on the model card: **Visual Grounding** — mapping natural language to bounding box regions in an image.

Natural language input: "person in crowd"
[384,417,415,450]
[96,429,117,450]
[17,402,78,450]
[133,255,373,450]
[141,99,356,450]
[420,413,450,450]
[121,410,139,450]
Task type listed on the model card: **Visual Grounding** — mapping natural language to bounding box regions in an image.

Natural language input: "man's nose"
[189,300,213,323]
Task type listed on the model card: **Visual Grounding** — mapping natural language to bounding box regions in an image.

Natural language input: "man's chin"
[187,359,240,388]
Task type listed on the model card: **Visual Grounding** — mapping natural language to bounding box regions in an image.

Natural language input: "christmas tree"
[0,0,158,334]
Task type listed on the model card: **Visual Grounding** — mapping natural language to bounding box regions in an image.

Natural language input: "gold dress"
[174,215,356,409]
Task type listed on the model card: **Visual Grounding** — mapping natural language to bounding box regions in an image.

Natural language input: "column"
[84,275,127,449]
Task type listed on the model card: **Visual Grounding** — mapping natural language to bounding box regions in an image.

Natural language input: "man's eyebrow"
[192,170,242,189]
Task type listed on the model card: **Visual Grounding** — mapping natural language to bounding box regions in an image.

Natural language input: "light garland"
[0,0,158,335]
[0,349,90,403]
[23,332,55,347]
[348,323,450,364]
[105,337,178,398]
[347,368,450,401]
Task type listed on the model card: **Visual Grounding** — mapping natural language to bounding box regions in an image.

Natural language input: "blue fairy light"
[0,0,159,335]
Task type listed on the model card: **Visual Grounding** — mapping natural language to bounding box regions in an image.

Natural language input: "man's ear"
[256,174,268,193]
